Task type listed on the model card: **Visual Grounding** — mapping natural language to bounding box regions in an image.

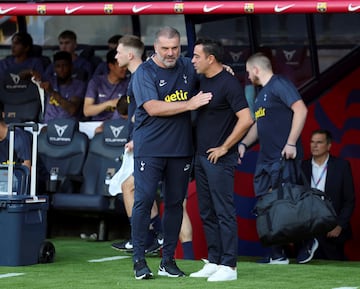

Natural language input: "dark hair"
[108,34,123,45]
[0,103,4,121]
[116,96,128,116]
[194,38,224,63]
[311,129,333,144]
[58,30,77,41]
[53,51,72,63]
[106,49,117,64]
[11,32,33,51]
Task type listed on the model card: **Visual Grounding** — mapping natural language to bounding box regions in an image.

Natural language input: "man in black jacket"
[302,129,355,260]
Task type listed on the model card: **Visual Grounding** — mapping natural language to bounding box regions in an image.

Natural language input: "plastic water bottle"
[12,175,18,195]
[104,172,111,194]
[49,168,58,192]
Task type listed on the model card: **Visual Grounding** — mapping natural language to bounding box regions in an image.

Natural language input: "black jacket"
[301,155,355,240]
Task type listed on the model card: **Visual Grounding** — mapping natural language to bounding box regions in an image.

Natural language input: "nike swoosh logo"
[183,164,191,171]
[132,4,152,13]
[348,4,360,11]
[65,6,84,14]
[274,4,295,13]
[0,7,16,14]
[203,4,223,13]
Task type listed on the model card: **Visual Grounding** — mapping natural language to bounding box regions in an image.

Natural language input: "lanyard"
[311,164,328,188]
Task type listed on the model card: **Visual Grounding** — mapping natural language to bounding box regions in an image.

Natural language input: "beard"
[252,75,261,86]
[155,53,178,68]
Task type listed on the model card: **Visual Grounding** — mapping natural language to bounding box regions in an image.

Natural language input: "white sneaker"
[207,265,237,282]
[190,259,218,278]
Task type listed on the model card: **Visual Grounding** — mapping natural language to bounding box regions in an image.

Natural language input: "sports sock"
[182,241,194,260]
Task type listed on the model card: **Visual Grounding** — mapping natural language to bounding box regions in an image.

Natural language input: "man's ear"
[207,54,216,64]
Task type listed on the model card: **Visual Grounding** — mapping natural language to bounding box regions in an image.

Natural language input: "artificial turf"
[0,237,359,289]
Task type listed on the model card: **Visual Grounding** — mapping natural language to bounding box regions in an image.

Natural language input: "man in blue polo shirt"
[238,52,316,265]
[130,27,212,280]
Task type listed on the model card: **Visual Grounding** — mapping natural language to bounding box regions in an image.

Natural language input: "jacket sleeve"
[337,159,356,229]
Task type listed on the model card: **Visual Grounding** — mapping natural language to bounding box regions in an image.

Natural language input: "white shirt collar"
[311,154,329,168]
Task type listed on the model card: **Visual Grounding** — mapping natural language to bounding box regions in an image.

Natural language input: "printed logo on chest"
[164,90,188,102]
[255,107,266,119]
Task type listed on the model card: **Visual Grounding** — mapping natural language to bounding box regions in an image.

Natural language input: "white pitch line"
[0,273,25,279]
[88,256,130,263]
[332,287,359,289]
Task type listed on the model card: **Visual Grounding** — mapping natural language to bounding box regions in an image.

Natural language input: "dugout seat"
[37,118,89,195]
[31,44,52,70]
[274,45,312,87]
[50,118,128,240]
[0,71,42,123]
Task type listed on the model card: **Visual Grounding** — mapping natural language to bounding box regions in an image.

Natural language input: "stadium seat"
[274,45,312,86]
[78,44,103,72]
[50,118,128,240]
[0,71,42,123]
[37,118,89,195]
[31,44,52,70]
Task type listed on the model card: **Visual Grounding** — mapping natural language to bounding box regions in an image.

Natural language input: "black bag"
[254,161,337,246]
